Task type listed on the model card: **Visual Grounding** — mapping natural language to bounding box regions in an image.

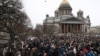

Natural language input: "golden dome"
[60,0,69,5]
[59,0,72,10]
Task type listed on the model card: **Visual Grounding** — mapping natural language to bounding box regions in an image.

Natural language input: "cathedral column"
[76,24,78,33]
[62,24,63,33]
[82,24,84,33]
[75,24,76,33]
[70,24,72,33]
[77,24,79,33]
[64,24,65,33]
[73,24,75,33]
[81,24,83,33]
[66,24,67,33]
[65,24,66,33]
[64,24,66,33]
[66,24,68,33]
[82,25,84,33]
[72,24,74,33]
[70,24,71,33]
[72,24,73,33]
[60,24,62,33]
[69,24,70,32]
[79,24,81,33]
[78,24,80,33]
[80,24,82,33]
[67,24,68,33]
[68,10,69,15]
[78,24,80,32]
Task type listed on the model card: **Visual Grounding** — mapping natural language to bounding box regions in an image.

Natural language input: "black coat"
[5,52,13,56]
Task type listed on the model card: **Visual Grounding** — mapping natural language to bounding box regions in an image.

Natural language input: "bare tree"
[0,0,32,47]
[43,24,56,37]
[32,24,56,37]
[33,24,43,37]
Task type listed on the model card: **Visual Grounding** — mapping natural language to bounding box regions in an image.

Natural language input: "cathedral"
[43,0,91,34]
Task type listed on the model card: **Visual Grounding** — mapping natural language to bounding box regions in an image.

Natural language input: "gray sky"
[22,0,100,27]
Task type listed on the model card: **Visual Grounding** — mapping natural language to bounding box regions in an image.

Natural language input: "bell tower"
[77,9,83,18]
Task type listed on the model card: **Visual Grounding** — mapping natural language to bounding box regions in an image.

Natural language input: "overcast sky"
[22,0,100,27]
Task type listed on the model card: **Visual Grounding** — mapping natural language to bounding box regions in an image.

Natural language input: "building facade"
[44,0,91,34]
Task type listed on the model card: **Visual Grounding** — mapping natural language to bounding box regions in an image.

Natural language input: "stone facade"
[43,0,91,34]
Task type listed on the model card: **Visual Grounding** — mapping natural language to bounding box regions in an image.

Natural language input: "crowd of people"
[0,36,100,56]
